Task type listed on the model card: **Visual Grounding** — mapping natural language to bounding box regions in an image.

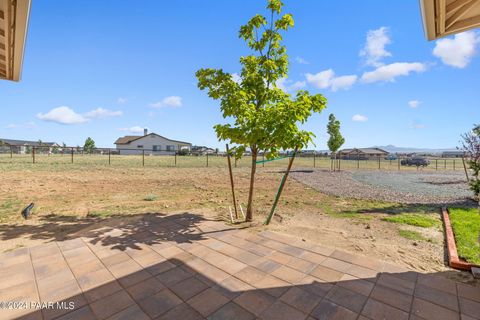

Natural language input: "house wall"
[116,134,191,155]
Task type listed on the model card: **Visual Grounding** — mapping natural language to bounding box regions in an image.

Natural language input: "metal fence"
[0,145,469,171]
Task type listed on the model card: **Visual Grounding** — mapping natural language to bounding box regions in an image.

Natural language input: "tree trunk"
[246,149,257,222]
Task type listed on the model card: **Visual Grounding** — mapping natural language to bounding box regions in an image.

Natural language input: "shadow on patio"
[0,212,478,320]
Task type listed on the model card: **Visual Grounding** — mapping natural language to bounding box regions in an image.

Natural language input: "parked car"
[400,157,430,167]
[385,154,397,160]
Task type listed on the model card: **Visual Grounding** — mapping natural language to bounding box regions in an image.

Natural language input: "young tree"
[327,113,345,171]
[196,0,327,221]
[83,137,96,154]
[461,124,480,209]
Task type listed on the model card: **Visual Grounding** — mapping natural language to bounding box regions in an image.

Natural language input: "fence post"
[10,145,12,158]
[108,149,111,165]
[262,153,265,168]
[234,157,237,168]
[206,153,209,167]
[435,159,438,170]
[398,158,400,170]
[453,159,456,171]
[378,155,380,169]
[313,152,316,168]
[142,150,145,167]
[175,152,177,167]
[444,159,447,170]
[32,146,35,163]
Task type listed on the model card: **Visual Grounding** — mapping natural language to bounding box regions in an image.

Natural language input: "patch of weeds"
[143,194,158,201]
[0,198,22,222]
[398,229,427,241]
[87,211,112,218]
[449,207,480,265]
[382,214,439,228]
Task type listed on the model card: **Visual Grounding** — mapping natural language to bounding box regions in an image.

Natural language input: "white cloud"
[149,96,183,108]
[295,56,309,64]
[410,121,426,129]
[352,114,368,122]
[117,97,128,104]
[360,27,392,67]
[306,69,358,91]
[5,121,36,129]
[119,126,147,133]
[433,31,479,68]
[276,78,306,92]
[84,108,123,119]
[331,75,358,92]
[37,106,88,125]
[37,106,123,125]
[408,100,421,108]
[361,62,426,83]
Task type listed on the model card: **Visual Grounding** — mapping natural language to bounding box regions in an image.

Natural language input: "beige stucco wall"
[116,134,191,155]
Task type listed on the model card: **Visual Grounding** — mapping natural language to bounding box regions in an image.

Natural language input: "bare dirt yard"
[0,160,476,285]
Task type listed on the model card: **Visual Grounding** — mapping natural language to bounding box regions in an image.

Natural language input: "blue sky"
[1,0,479,149]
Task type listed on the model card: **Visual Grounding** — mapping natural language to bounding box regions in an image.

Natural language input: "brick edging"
[441,206,479,271]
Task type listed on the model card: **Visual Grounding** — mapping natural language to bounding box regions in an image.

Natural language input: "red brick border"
[441,206,480,271]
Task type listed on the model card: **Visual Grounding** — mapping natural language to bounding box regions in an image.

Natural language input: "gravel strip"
[291,169,473,205]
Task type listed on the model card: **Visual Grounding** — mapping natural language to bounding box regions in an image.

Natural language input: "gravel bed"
[291,169,473,205]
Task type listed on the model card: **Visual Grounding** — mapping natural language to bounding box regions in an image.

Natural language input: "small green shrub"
[143,194,158,201]
[382,214,439,228]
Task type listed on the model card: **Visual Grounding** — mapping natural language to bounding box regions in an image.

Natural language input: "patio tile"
[251,257,282,273]
[417,273,457,295]
[459,297,480,319]
[145,259,176,276]
[187,288,230,317]
[213,276,254,299]
[42,294,88,320]
[106,304,149,320]
[370,284,412,312]
[346,265,379,281]
[30,243,61,260]
[117,269,151,288]
[90,290,135,319]
[260,300,307,320]
[297,275,334,297]
[68,259,105,277]
[457,283,480,303]
[76,268,115,292]
[84,280,123,303]
[285,257,317,274]
[55,306,96,320]
[309,265,344,282]
[338,274,374,297]
[271,265,306,284]
[138,288,182,318]
[321,257,353,273]
[415,283,459,312]
[255,275,290,298]
[157,303,204,320]
[234,266,268,285]
[207,301,255,320]
[197,263,230,283]
[411,297,460,320]
[311,300,358,320]
[32,258,70,281]
[299,251,328,264]
[101,252,133,268]
[361,298,409,320]
[170,276,209,301]
[280,286,323,314]
[126,276,165,301]
[0,261,36,290]
[234,290,276,316]
[267,251,294,264]
[376,273,415,296]
[326,285,368,313]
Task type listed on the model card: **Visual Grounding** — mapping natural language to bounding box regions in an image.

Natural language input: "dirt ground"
[0,163,475,284]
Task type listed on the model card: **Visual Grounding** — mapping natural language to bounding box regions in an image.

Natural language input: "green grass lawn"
[381,213,440,228]
[449,208,480,265]
[398,229,428,241]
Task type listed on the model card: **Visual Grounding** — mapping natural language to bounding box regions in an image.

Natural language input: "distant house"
[441,151,465,158]
[114,129,191,155]
[191,146,216,156]
[337,147,389,160]
[0,138,59,154]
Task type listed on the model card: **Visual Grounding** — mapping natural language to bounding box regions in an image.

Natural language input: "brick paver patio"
[0,213,478,320]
